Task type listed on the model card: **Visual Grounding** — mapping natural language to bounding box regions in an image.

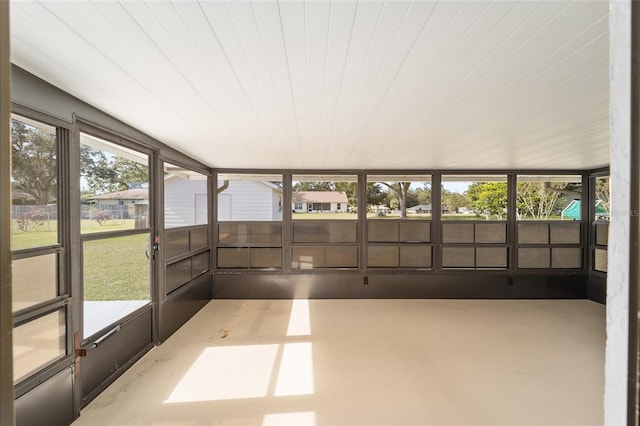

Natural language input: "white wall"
[164,178,208,228]
[271,192,282,220]
[218,180,279,221]
[606,1,632,424]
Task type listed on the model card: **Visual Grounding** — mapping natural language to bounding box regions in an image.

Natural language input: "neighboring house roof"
[292,191,348,203]
[260,181,283,192]
[215,179,282,193]
[408,204,432,211]
[370,204,389,210]
[92,188,148,200]
[12,190,32,200]
[562,199,608,220]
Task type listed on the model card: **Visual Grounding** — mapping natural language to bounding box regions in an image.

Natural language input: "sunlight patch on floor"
[286,299,311,336]
[165,344,279,403]
[275,342,314,396]
[263,411,316,426]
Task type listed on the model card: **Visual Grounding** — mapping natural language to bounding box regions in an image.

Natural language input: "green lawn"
[292,212,436,220]
[81,218,138,233]
[11,219,58,250]
[367,213,433,220]
[83,233,150,301]
[293,212,357,220]
[11,219,139,250]
[442,214,492,221]
[12,219,149,301]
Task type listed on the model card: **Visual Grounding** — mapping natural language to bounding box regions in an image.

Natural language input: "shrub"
[16,207,47,232]
[93,210,111,225]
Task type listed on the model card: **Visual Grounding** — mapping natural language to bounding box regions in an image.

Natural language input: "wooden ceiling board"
[9,0,610,170]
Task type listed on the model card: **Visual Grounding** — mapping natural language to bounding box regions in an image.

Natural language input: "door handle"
[75,325,122,356]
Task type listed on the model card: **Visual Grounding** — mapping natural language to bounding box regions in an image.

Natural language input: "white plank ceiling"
[10,0,609,170]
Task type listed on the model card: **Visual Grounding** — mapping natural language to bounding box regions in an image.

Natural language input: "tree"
[81,145,114,193]
[414,183,432,206]
[515,181,582,219]
[380,182,412,218]
[13,120,149,202]
[518,182,561,220]
[467,182,508,220]
[11,120,57,205]
[293,181,334,191]
[334,182,358,209]
[442,192,468,215]
[366,183,386,207]
[81,146,148,194]
[595,178,610,217]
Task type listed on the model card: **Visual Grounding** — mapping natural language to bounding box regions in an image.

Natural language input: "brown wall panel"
[250,248,282,268]
[476,247,508,268]
[442,223,474,243]
[192,251,210,278]
[326,222,357,243]
[166,258,192,294]
[518,223,549,244]
[251,223,282,244]
[368,246,399,267]
[325,246,358,268]
[291,247,325,269]
[595,223,609,246]
[594,248,608,272]
[442,247,475,267]
[518,248,550,268]
[399,245,431,268]
[16,368,74,426]
[190,228,208,250]
[293,222,325,243]
[81,309,152,406]
[475,223,506,244]
[368,221,399,242]
[217,247,249,268]
[550,223,581,244]
[218,223,249,244]
[399,221,430,242]
[551,248,582,268]
[165,229,189,258]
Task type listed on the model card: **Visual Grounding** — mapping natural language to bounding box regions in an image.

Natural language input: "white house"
[92,188,148,208]
[292,191,348,214]
[407,204,432,214]
[90,179,208,228]
[164,175,208,227]
[369,204,390,215]
[218,180,282,221]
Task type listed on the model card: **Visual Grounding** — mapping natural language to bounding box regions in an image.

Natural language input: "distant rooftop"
[292,191,348,203]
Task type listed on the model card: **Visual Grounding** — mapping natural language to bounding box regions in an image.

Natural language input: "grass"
[293,212,357,220]
[83,233,150,301]
[12,219,149,301]
[291,212,435,220]
[442,214,496,221]
[11,219,138,250]
[367,214,433,220]
[291,212,510,220]
[81,218,138,233]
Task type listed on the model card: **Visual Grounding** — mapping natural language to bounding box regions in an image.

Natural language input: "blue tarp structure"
[562,200,608,220]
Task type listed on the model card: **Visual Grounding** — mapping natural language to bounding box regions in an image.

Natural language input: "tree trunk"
[399,182,410,219]
[380,182,410,219]
[37,190,49,206]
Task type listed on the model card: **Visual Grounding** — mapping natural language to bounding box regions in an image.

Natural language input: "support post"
[0,1,14,424]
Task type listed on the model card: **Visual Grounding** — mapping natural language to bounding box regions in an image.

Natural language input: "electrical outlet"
[364,276,369,285]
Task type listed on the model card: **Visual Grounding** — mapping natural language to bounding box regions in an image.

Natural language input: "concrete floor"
[73,299,605,426]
